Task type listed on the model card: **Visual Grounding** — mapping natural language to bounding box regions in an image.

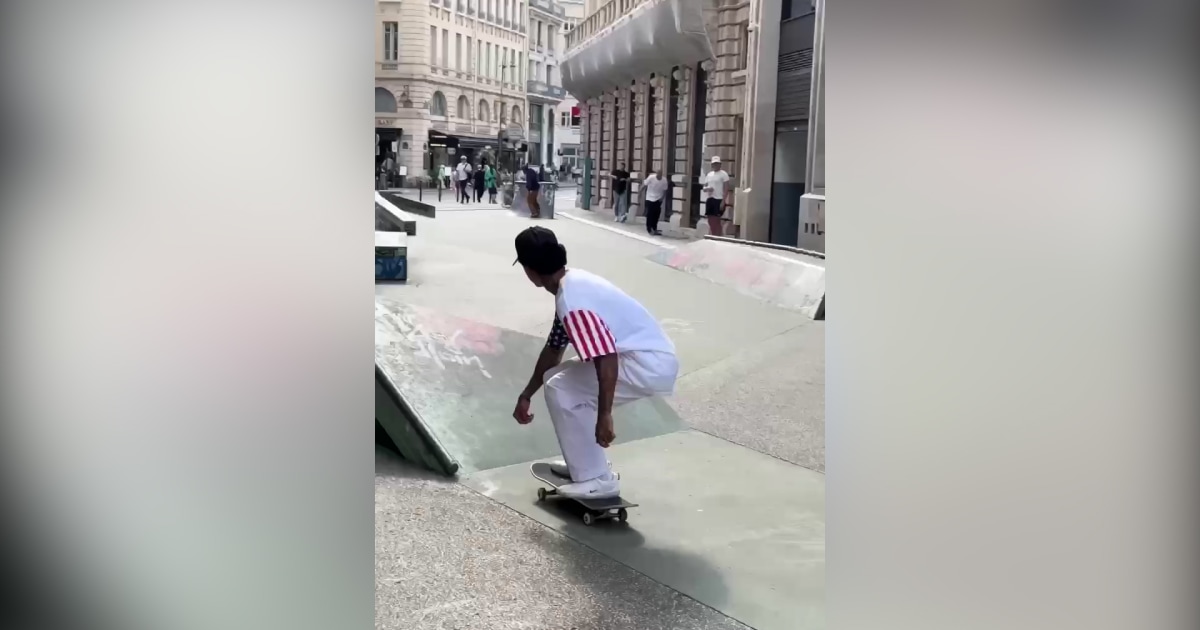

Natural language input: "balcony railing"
[565,0,649,51]
[527,80,566,100]
[529,0,566,19]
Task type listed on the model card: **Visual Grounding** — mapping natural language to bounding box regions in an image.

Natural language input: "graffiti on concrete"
[375,301,503,379]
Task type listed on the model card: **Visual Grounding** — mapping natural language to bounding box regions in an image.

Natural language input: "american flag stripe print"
[564,309,616,360]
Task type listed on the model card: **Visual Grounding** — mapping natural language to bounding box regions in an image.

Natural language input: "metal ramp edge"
[374,364,460,476]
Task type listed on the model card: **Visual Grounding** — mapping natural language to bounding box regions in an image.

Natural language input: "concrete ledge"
[375,201,417,236]
[703,234,825,260]
[648,238,826,319]
[378,191,436,219]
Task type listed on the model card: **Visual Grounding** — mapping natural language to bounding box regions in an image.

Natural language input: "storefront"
[427,129,499,176]
[426,130,459,179]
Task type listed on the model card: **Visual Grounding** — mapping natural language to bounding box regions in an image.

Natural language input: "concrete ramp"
[648,239,826,319]
[374,298,683,475]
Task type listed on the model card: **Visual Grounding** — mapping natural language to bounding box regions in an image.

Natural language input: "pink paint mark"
[411,307,505,355]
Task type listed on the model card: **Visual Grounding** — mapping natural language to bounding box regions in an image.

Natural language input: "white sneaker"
[559,472,620,500]
[549,459,615,480]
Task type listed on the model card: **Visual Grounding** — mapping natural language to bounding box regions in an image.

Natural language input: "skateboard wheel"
[617,508,628,523]
[537,488,547,502]
[582,512,595,526]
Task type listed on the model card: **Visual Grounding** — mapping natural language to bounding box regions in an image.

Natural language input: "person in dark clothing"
[611,163,630,222]
[473,160,487,203]
[523,163,541,219]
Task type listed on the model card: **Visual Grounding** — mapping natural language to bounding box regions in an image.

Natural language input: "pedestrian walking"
[455,156,472,204]
[473,160,486,203]
[523,162,542,219]
[642,167,669,236]
[484,163,498,204]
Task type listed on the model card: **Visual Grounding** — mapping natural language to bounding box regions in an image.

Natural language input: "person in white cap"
[701,155,731,236]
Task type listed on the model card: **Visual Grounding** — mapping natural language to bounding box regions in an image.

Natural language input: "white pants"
[544,350,678,482]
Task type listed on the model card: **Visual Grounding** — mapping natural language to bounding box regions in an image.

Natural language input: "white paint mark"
[375,303,493,379]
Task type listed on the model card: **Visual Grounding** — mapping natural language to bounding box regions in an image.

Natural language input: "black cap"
[513,226,567,275]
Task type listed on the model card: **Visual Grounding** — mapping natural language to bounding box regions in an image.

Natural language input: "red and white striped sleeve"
[561,309,617,361]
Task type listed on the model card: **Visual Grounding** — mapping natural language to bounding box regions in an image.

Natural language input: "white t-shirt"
[456,163,471,181]
[643,174,669,202]
[702,169,730,201]
[549,269,675,361]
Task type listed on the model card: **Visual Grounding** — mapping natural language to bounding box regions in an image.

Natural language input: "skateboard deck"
[530,462,636,526]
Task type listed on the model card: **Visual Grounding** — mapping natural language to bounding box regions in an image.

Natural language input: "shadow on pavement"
[524,518,737,628]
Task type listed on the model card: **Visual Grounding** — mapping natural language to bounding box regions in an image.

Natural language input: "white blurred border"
[831,0,1198,628]
[0,1,374,629]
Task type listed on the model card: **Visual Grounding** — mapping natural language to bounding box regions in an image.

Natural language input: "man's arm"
[593,353,618,417]
[522,317,571,399]
[520,344,565,400]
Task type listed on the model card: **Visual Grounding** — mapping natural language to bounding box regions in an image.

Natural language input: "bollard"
[418,181,423,201]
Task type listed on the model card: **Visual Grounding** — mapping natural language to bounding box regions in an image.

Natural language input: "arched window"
[375,87,397,113]
[457,95,470,119]
[511,105,522,125]
[478,99,490,122]
[495,100,502,123]
[430,91,447,116]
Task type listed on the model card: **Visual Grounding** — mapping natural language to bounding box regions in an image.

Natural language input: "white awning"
[561,0,713,101]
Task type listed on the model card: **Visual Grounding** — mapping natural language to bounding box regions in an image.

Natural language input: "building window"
[431,91,447,116]
[457,95,470,119]
[455,33,462,70]
[560,111,569,126]
[512,105,521,126]
[383,22,399,61]
[485,44,491,77]
[430,27,437,65]
[375,87,398,113]
[466,37,473,73]
[737,23,749,70]
[479,99,490,121]
[441,28,449,68]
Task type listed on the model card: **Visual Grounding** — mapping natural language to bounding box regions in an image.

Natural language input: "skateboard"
[530,462,636,526]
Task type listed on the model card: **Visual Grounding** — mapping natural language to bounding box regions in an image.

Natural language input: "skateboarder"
[511,226,678,499]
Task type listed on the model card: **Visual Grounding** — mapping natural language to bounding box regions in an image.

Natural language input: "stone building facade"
[375,0,530,182]
[562,0,822,248]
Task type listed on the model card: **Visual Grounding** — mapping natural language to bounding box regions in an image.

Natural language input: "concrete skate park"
[375,189,825,629]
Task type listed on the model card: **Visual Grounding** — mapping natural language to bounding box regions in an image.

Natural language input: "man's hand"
[513,394,534,425]
[595,411,616,448]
